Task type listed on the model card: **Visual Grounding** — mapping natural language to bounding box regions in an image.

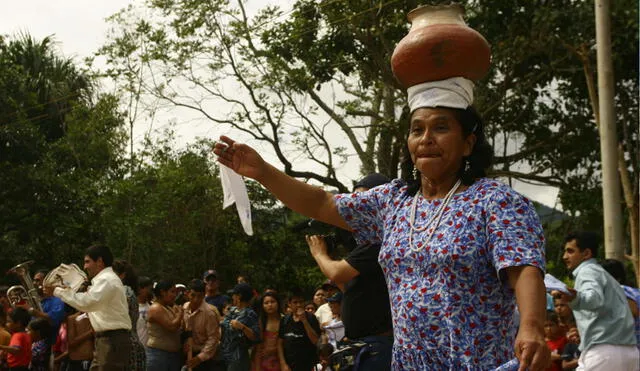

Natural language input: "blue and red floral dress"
[334,178,546,370]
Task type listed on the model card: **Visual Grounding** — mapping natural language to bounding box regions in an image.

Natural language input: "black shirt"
[278,313,320,371]
[343,243,392,339]
[205,294,229,314]
[561,342,580,370]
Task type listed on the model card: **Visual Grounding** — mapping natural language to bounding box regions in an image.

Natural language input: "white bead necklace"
[408,179,462,252]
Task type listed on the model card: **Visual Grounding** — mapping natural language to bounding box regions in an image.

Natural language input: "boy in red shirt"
[0,307,32,371]
[544,311,567,371]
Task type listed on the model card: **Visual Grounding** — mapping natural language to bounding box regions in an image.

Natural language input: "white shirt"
[323,318,345,350]
[54,267,131,332]
[137,302,150,347]
[315,303,333,325]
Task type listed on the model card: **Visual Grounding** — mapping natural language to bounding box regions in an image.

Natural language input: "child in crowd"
[322,293,344,350]
[0,305,12,370]
[28,318,51,371]
[304,302,317,315]
[315,342,333,371]
[0,307,31,371]
[278,288,321,371]
[53,304,76,371]
[544,312,567,371]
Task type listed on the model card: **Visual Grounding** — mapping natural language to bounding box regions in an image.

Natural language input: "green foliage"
[100,132,325,291]
[0,34,127,272]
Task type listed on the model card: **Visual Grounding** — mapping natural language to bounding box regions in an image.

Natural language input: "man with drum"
[45,245,132,371]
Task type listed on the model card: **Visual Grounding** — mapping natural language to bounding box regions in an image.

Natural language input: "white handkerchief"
[219,164,253,236]
[544,273,571,295]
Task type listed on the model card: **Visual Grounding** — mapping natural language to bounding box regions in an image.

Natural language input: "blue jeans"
[145,347,181,371]
[355,335,393,371]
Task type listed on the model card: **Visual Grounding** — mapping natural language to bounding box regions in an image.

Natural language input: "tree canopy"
[98,0,638,277]
[1,0,638,288]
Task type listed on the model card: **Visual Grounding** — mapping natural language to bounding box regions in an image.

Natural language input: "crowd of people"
[0,243,387,371]
[0,230,638,371]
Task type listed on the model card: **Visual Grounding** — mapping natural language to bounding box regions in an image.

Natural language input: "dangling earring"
[464,159,471,173]
[412,166,418,179]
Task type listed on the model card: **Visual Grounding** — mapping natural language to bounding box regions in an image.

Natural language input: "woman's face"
[313,289,326,306]
[262,296,279,315]
[160,286,177,305]
[544,320,560,339]
[408,108,475,183]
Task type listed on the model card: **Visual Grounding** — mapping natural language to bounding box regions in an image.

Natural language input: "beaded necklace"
[408,179,462,252]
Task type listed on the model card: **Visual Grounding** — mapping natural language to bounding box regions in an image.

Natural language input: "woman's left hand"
[514,324,550,371]
[230,319,243,330]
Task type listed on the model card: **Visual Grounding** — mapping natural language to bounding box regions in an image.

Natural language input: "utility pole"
[595,0,624,260]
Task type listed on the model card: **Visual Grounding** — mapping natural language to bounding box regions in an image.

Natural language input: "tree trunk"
[376,86,396,176]
[619,143,640,284]
[580,45,638,278]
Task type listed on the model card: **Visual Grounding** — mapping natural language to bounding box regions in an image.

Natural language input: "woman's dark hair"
[28,317,51,338]
[258,292,282,332]
[112,259,138,293]
[85,244,113,267]
[405,106,494,195]
[601,259,627,285]
[153,280,174,299]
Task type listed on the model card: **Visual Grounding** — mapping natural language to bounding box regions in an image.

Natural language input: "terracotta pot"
[391,4,491,88]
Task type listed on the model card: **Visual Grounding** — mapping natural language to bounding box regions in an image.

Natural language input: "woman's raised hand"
[214,135,267,180]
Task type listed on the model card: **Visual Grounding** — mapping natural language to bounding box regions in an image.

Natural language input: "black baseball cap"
[321,279,338,290]
[203,269,218,280]
[353,173,391,191]
[232,283,253,302]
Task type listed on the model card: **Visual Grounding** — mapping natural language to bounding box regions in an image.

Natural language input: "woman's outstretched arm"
[214,135,350,230]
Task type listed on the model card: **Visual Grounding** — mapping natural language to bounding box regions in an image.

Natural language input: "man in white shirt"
[45,245,132,370]
[315,280,338,325]
[323,292,345,350]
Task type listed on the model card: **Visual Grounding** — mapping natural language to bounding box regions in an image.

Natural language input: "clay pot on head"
[391,4,491,88]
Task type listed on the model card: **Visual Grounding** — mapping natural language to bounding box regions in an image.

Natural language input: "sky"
[0,0,560,208]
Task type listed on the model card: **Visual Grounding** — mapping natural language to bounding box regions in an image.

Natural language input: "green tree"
[99,0,637,276]
[0,34,128,272]
[100,132,324,291]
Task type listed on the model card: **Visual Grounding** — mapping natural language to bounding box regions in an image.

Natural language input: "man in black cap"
[306,173,393,370]
[314,280,339,325]
[203,269,229,315]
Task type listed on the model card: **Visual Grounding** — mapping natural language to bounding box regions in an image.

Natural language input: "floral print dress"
[335,178,546,370]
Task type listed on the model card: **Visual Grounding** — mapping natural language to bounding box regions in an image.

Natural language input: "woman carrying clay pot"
[214,5,550,369]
